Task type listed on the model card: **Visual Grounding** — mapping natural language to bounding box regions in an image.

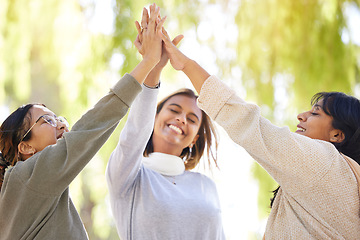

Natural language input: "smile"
[57,133,65,139]
[169,124,183,134]
[296,127,306,132]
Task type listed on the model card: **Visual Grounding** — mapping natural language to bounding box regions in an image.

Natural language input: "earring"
[184,144,194,164]
[189,144,194,155]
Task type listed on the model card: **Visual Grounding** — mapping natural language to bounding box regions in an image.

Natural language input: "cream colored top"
[198,76,360,239]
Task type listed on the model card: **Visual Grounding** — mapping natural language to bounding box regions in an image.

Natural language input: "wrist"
[182,58,194,73]
[143,81,161,89]
[140,58,157,70]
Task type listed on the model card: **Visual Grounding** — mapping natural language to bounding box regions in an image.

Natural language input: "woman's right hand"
[129,4,166,85]
[135,4,164,67]
[159,25,210,93]
[159,27,190,71]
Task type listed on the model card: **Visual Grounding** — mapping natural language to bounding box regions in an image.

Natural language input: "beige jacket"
[198,76,360,239]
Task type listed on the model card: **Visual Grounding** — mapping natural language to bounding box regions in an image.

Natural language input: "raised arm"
[15,4,165,195]
[159,28,210,93]
[106,3,167,197]
[160,25,339,194]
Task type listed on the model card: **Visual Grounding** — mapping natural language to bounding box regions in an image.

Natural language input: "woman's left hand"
[135,8,183,70]
[134,4,164,65]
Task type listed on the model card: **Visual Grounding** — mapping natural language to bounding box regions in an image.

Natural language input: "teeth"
[169,125,182,134]
[297,128,305,132]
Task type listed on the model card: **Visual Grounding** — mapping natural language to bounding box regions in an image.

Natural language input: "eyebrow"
[313,104,324,111]
[169,103,200,121]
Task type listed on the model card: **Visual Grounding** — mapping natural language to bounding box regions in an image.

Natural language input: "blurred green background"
[1,0,359,239]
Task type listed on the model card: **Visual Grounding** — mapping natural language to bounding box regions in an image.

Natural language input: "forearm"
[182,59,210,94]
[144,65,163,87]
[130,58,158,85]
[106,86,158,197]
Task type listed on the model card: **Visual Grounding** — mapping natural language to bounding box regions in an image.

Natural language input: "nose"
[176,113,186,125]
[57,120,69,132]
[297,111,308,122]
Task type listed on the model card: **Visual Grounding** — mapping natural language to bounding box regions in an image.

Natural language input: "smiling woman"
[105,6,224,239]
[158,23,360,238]
[0,75,142,239]
[106,87,224,239]
[0,3,164,237]
[147,89,213,169]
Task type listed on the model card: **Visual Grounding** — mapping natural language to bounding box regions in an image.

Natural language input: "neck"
[152,138,183,157]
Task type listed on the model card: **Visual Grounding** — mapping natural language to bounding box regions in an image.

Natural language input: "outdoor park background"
[1,0,359,239]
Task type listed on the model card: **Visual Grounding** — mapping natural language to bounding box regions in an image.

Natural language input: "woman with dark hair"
[0,4,164,238]
[105,7,224,240]
[158,25,360,238]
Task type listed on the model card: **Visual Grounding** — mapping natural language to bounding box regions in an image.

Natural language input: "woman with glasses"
[105,6,225,240]
[158,24,360,238]
[0,4,164,239]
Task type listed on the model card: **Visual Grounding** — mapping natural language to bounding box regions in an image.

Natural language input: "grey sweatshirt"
[0,74,141,240]
[106,86,225,240]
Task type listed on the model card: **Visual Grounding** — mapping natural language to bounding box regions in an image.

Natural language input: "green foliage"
[235,0,358,111]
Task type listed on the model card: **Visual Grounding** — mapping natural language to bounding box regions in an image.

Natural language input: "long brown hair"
[143,88,218,170]
[0,103,44,190]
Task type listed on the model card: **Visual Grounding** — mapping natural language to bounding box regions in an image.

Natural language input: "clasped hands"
[134,3,189,71]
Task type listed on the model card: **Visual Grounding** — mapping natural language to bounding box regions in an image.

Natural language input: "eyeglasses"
[20,115,69,142]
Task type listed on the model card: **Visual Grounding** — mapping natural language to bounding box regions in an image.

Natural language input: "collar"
[142,152,185,176]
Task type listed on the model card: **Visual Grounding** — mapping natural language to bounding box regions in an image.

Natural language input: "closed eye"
[187,117,196,123]
[42,115,57,126]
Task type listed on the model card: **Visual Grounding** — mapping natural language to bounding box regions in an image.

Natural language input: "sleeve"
[15,73,142,195]
[197,76,339,191]
[106,85,159,198]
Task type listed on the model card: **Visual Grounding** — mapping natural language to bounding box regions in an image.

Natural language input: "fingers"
[135,21,142,35]
[172,35,184,47]
[156,16,167,34]
[134,35,141,49]
[141,7,149,29]
[159,27,172,44]
[134,35,144,55]
[148,3,160,32]
[161,27,170,39]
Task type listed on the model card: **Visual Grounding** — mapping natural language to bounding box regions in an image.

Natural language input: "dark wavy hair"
[271,92,360,207]
[0,103,45,191]
[143,88,218,170]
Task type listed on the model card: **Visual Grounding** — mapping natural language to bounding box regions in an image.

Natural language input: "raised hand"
[134,4,165,65]
[156,34,184,69]
[159,26,210,93]
[158,27,190,71]
[130,4,165,85]
[135,7,183,70]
